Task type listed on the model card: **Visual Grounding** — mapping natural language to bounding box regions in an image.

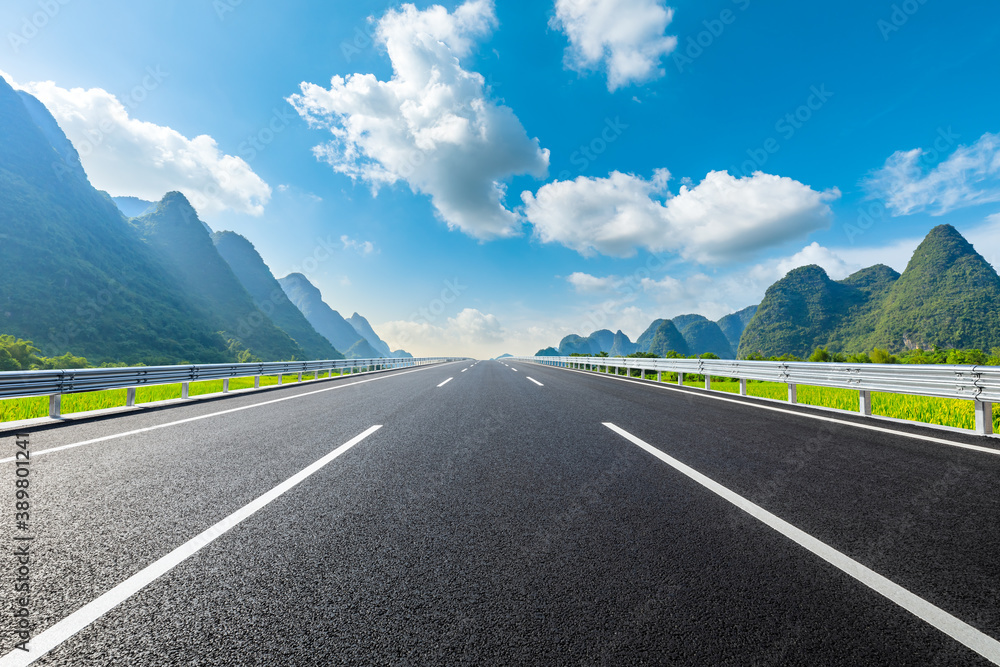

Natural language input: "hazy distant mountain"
[347,312,395,357]
[278,273,376,358]
[212,231,342,360]
[112,196,156,218]
[344,337,381,359]
[392,349,413,359]
[535,347,559,356]
[131,193,305,361]
[717,305,758,349]
[608,330,638,356]
[0,76,233,364]
[558,329,615,355]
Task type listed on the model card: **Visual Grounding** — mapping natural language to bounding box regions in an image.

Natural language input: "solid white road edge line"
[527,377,544,387]
[0,364,445,464]
[603,422,1000,665]
[437,378,453,387]
[0,425,383,667]
[545,365,1000,457]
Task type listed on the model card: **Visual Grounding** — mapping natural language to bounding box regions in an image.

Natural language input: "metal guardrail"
[0,357,465,420]
[512,356,999,436]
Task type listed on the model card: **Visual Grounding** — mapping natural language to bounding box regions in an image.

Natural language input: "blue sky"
[3,0,1000,357]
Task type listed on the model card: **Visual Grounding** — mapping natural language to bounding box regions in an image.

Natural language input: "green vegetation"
[0,78,237,365]
[0,370,345,422]
[212,231,342,361]
[131,194,306,361]
[566,352,1000,433]
[738,226,1000,359]
[717,305,758,349]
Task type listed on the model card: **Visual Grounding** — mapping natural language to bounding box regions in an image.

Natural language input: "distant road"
[2,360,999,665]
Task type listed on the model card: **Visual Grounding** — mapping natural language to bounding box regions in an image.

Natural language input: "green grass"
[0,370,344,422]
[592,368,1000,433]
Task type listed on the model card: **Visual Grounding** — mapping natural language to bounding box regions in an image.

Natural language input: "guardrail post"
[181,382,190,399]
[222,379,230,394]
[254,376,261,389]
[126,388,137,407]
[297,372,303,383]
[49,394,61,418]
[277,375,283,385]
[739,379,747,396]
[678,372,684,386]
[705,374,711,390]
[975,401,994,436]
[657,371,662,383]
[787,384,797,404]
[859,390,872,416]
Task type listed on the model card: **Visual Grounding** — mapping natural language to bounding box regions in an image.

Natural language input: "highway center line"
[527,377,544,387]
[461,368,468,373]
[0,425,383,667]
[438,378,453,387]
[603,422,1000,665]
[546,366,1000,458]
[0,363,450,464]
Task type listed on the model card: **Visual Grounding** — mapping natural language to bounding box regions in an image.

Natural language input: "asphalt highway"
[2,359,999,665]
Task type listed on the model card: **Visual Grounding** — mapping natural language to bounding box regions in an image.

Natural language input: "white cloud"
[566,272,623,292]
[8,75,271,218]
[289,0,549,240]
[341,235,376,255]
[551,0,677,91]
[379,307,506,357]
[523,169,839,262]
[865,132,1000,216]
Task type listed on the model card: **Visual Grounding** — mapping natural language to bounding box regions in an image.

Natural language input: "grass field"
[597,367,1000,433]
[0,371,343,423]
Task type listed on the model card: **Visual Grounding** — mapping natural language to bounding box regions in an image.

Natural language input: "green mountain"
[635,319,666,352]
[681,320,735,358]
[557,329,616,355]
[609,330,638,356]
[645,320,689,357]
[212,231,342,360]
[0,76,233,364]
[737,264,897,359]
[670,314,707,332]
[535,347,560,356]
[278,273,375,358]
[717,305,758,349]
[131,193,305,361]
[871,225,1000,351]
[732,226,1000,359]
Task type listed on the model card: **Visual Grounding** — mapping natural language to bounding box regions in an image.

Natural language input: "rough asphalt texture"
[2,360,999,665]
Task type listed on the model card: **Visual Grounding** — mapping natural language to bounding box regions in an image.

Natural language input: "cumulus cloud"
[7,75,271,217]
[865,132,1000,216]
[566,272,624,293]
[289,0,549,240]
[341,235,376,256]
[551,0,677,91]
[523,169,839,262]
[379,308,505,357]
